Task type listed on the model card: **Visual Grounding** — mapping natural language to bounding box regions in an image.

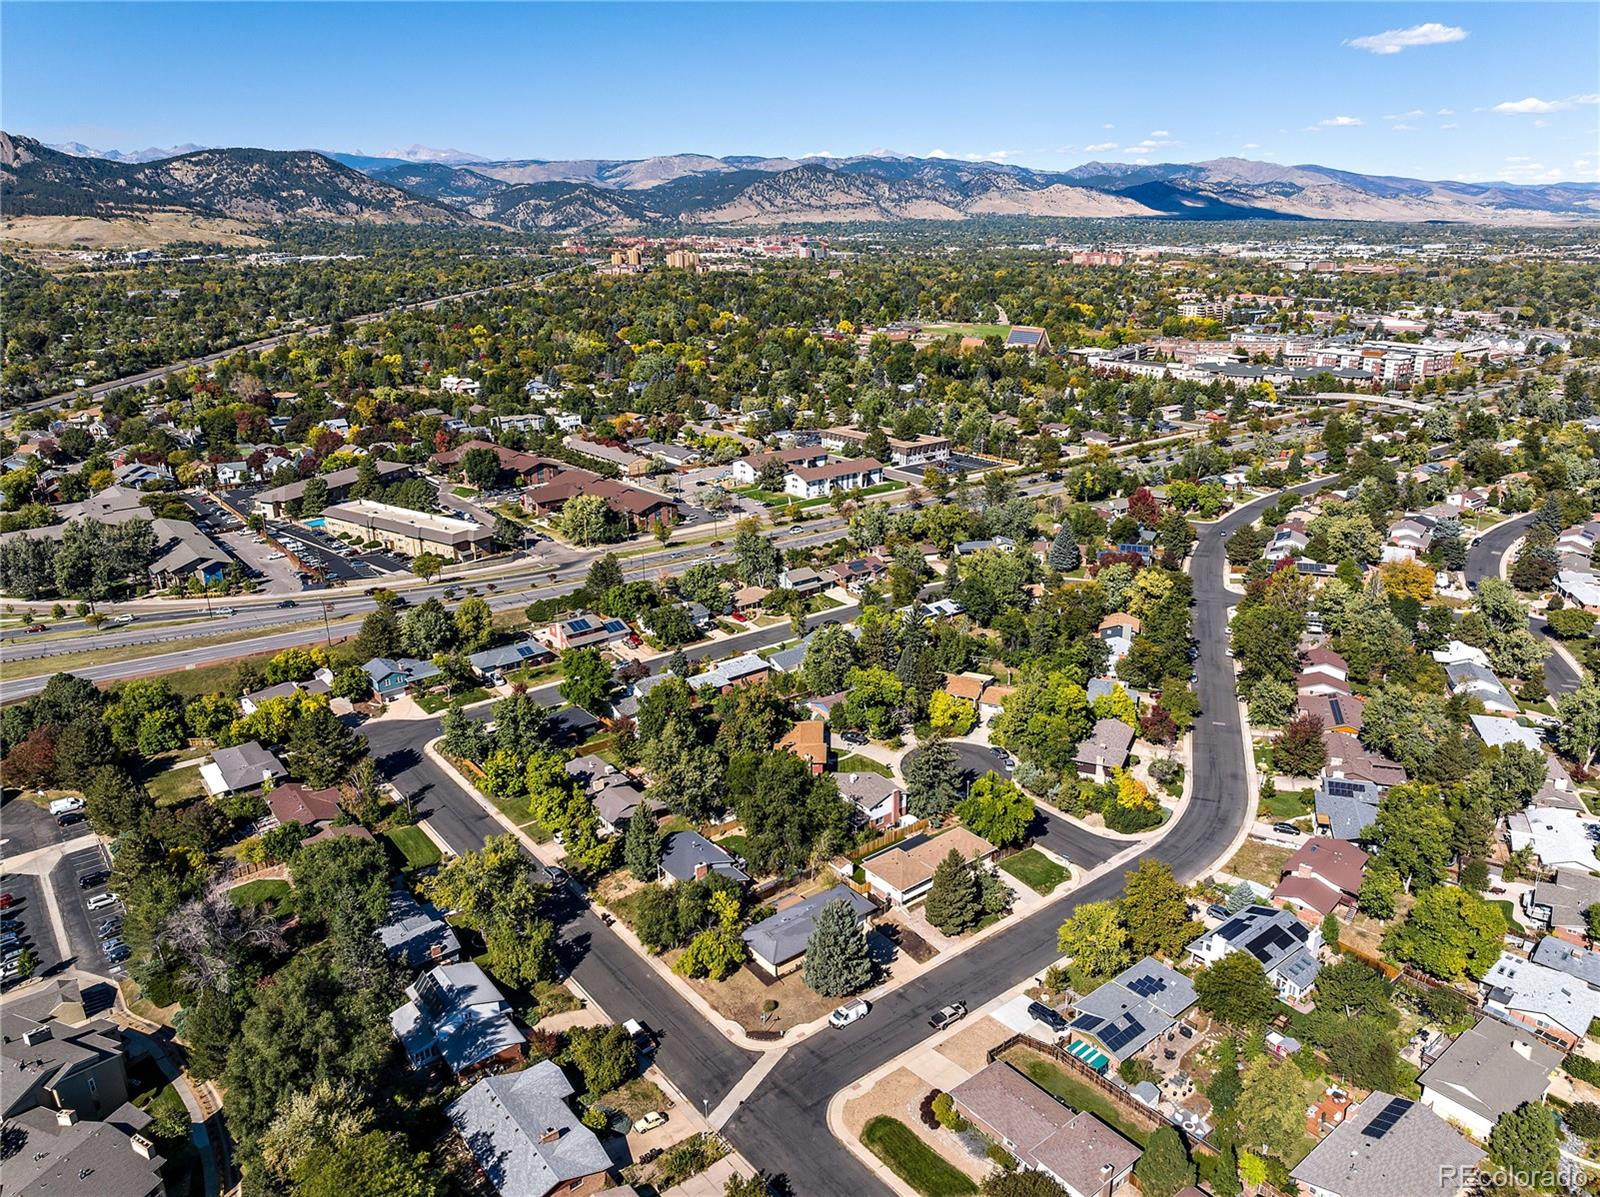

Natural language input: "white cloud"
[926,148,954,159]
[1346,22,1467,55]
[1440,122,1459,130]
[1148,130,1170,138]
[1085,141,1117,153]
[963,149,1019,162]
[1493,94,1600,115]
[1383,109,1426,121]
[1318,115,1364,127]
[1391,124,1416,132]
[1241,143,1261,150]
[1102,124,1115,130]
[800,150,835,159]
[1437,108,1455,116]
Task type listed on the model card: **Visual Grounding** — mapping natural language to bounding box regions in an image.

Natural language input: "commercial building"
[783,457,885,499]
[251,460,413,519]
[320,500,496,561]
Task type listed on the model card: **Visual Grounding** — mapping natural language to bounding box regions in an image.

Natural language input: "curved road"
[1466,513,1583,697]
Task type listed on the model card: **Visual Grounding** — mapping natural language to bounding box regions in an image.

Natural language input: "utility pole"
[321,600,333,650]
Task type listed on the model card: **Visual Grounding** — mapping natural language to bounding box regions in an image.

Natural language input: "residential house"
[1290,1093,1483,1197]
[776,720,828,774]
[391,962,524,1077]
[950,1062,1137,1197]
[860,827,997,906]
[1532,936,1600,988]
[658,831,748,885]
[1447,662,1518,715]
[1433,640,1492,670]
[742,885,877,978]
[1323,732,1407,789]
[1265,527,1309,562]
[1074,718,1135,782]
[1471,714,1545,754]
[1556,521,1600,560]
[566,755,656,836]
[542,612,631,652]
[251,460,413,519]
[777,566,826,595]
[265,782,344,831]
[731,585,770,612]
[688,652,769,693]
[1272,838,1369,920]
[1481,952,1600,1049]
[1067,958,1197,1065]
[467,640,555,685]
[448,1060,615,1197]
[1524,868,1600,937]
[836,770,906,829]
[1420,1017,1559,1140]
[1506,806,1600,872]
[1004,326,1054,354]
[198,741,286,797]
[1188,904,1322,1000]
[1313,775,1381,840]
[1297,692,1366,735]
[239,668,333,714]
[828,556,887,591]
[376,888,462,973]
[363,656,444,702]
[1556,569,1600,613]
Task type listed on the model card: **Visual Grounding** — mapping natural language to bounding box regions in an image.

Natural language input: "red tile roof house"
[1272,837,1370,922]
[951,1061,1139,1197]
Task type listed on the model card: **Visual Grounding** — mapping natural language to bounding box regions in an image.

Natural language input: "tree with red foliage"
[2,725,58,789]
[1275,712,1327,777]
[1141,705,1179,746]
[1129,486,1162,529]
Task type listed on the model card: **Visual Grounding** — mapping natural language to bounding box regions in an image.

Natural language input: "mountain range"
[6,133,1598,234]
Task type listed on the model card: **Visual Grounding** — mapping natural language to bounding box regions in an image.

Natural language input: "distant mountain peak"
[374,144,488,164]
[45,139,212,164]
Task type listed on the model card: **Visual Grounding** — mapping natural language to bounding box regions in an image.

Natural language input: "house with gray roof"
[391,962,524,1078]
[658,831,748,885]
[1,1106,165,1197]
[376,888,461,973]
[742,885,876,978]
[1291,1092,1482,1197]
[1469,714,1544,753]
[1481,951,1600,1049]
[363,656,443,701]
[1314,774,1380,840]
[1074,717,1134,782]
[1532,936,1600,989]
[1419,1017,1560,1139]
[1524,867,1600,935]
[1447,661,1518,715]
[835,770,905,829]
[1188,904,1322,1000]
[468,639,553,683]
[1068,957,1196,1063]
[198,740,286,797]
[0,1014,130,1121]
[448,1059,614,1197]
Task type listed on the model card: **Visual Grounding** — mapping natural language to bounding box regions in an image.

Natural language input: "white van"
[829,999,870,1029]
[48,797,85,817]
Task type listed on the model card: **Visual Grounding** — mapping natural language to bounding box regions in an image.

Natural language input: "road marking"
[709,1049,788,1129]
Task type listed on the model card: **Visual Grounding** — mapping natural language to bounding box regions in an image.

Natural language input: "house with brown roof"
[1296,691,1365,735]
[951,1062,1138,1197]
[943,672,990,704]
[431,440,566,484]
[521,474,677,531]
[1323,731,1407,789]
[1075,718,1135,782]
[1272,837,1369,920]
[266,783,344,830]
[776,720,828,774]
[860,827,996,905]
[828,556,887,591]
[1097,613,1142,639]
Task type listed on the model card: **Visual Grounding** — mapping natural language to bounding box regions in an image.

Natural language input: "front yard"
[860,1117,977,1197]
[997,849,1069,895]
[1225,840,1294,886]
[383,825,443,872]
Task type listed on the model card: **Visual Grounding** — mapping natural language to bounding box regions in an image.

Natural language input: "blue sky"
[4,2,1597,183]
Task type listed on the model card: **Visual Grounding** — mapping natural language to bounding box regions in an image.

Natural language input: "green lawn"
[714,833,749,859]
[859,1117,976,1197]
[452,486,479,498]
[997,848,1069,895]
[1258,787,1313,820]
[146,763,206,808]
[1001,1049,1150,1147]
[921,322,1010,341]
[384,825,442,871]
[834,753,893,778]
[1492,899,1526,934]
[227,879,290,911]
[416,686,490,713]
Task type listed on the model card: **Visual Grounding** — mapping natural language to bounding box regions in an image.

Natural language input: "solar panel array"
[1128,974,1168,998]
[1325,777,1373,799]
[1360,1097,1413,1140]
[1098,1015,1147,1055]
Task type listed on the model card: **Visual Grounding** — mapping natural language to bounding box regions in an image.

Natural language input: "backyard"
[1225,840,1294,887]
[144,760,207,808]
[227,878,290,911]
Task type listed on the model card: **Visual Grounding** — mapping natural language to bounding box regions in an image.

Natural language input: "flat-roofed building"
[320,499,495,561]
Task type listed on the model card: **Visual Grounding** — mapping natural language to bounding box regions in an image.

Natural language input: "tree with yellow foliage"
[1378,558,1435,603]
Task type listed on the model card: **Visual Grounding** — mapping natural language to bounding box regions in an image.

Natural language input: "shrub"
[1566,1102,1600,1140]
[919,1090,942,1130]
[931,1091,968,1131]
[985,1141,1017,1170]
[1565,1053,1600,1086]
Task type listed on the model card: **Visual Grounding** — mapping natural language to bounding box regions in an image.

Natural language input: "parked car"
[77,869,112,890]
[49,796,85,817]
[623,1018,658,1052]
[86,894,121,912]
[1026,1001,1069,1034]
[1271,822,1301,836]
[840,731,868,747]
[631,1111,669,1135]
[0,893,14,910]
[1206,903,1230,921]
[108,614,135,625]
[55,812,85,828]
[829,999,870,1029]
[929,1002,968,1031]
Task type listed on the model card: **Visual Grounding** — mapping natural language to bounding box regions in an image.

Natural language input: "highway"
[1466,512,1584,697]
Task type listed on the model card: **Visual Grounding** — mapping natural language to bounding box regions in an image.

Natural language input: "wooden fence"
[849,818,932,862]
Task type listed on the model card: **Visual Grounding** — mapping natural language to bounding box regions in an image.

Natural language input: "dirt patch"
[3,212,268,249]
[1225,840,1294,886]
[881,919,940,964]
[935,1016,1014,1075]
[678,957,839,1033]
[843,1066,988,1184]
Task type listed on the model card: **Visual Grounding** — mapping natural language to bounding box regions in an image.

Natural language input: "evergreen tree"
[905,738,961,818]
[925,850,981,934]
[1210,1143,1243,1197]
[802,899,874,996]
[1134,1128,1196,1197]
[1489,1102,1560,1188]
[1047,526,1080,572]
[623,810,663,881]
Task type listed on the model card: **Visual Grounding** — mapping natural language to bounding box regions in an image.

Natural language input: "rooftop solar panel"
[1216,917,1251,940]
[1128,975,1167,998]
[1071,1014,1104,1032]
[1360,1097,1413,1139]
[1099,1015,1146,1054]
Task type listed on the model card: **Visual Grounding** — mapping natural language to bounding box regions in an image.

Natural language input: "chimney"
[56,1109,79,1128]
[539,1126,564,1144]
[694,863,709,881]
[130,1134,155,1159]
[22,1026,53,1046]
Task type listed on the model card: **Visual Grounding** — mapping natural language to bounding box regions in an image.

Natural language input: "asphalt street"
[1466,512,1582,697]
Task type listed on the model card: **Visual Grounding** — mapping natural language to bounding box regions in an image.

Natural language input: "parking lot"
[0,794,83,857]
[54,843,127,978]
[1,872,53,985]
[267,521,396,585]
